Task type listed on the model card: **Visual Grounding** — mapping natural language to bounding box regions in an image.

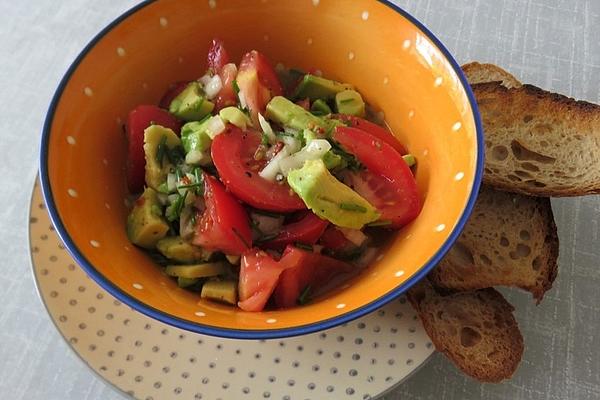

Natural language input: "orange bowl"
[40,0,483,338]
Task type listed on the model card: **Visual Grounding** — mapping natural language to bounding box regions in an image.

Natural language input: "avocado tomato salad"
[125,39,422,312]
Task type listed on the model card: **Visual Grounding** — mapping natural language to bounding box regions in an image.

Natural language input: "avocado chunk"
[181,120,212,154]
[143,124,182,190]
[335,90,366,117]
[322,150,343,169]
[310,99,332,116]
[201,280,238,305]
[287,159,380,229]
[219,107,252,130]
[266,96,326,132]
[126,188,169,249]
[165,262,228,279]
[293,74,353,101]
[169,81,214,121]
[156,236,211,263]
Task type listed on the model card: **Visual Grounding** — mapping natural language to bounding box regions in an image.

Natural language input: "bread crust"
[462,62,522,88]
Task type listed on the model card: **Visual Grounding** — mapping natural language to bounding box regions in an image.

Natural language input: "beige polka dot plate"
[29,180,433,400]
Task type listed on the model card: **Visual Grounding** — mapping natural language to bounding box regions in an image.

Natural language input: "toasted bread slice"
[462,62,522,88]
[407,280,524,383]
[429,185,558,302]
[472,82,600,196]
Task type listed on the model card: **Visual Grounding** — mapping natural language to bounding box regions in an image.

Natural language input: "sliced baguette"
[429,185,558,302]
[407,280,524,383]
[462,62,522,88]
[472,81,600,196]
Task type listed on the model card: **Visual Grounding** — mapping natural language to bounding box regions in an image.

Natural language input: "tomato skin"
[126,105,182,193]
[237,50,283,125]
[211,125,306,212]
[332,114,407,154]
[333,126,421,228]
[319,226,355,252]
[192,173,252,255]
[238,248,292,312]
[273,246,353,308]
[159,81,189,110]
[215,63,238,111]
[207,38,230,73]
[263,212,328,249]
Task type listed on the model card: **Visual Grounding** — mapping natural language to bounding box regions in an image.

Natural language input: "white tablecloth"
[1,0,598,399]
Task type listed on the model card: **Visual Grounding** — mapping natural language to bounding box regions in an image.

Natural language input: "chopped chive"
[297,285,312,305]
[177,182,203,190]
[176,190,188,216]
[155,135,167,163]
[339,98,354,104]
[367,220,393,227]
[232,79,240,94]
[339,202,367,213]
[194,168,204,195]
[175,166,182,182]
[231,227,251,249]
[295,242,313,251]
[402,154,416,167]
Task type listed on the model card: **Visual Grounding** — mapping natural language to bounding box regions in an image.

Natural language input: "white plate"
[29,180,433,400]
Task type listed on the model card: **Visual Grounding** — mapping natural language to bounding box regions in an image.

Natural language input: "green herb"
[155,135,167,163]
[339,202,367,213]
[176,190,188,216]
[177,182,203,190]
[175,166,182,182]
[295,242,313,251]
[367,220,393,227]
[231,227,251,249]
[232,79,240,94]
[166,190,188,222]
[330,143,363,171]
[193,167,204,196]
[339,98,354,104]
[261,133,270,146]
[297,285,312,305]
[402,154,416,167]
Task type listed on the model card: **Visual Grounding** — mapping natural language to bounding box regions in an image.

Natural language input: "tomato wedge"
[237,50,283,125]
[206,39,238,110]
[332,114,407,154]
[126,105,182,193]
[211,125,306,212]
[158,81,189,110]
[262,212,328,249]
[193,173,252,255]
[273,246,353,308]
[238,248,293,312]
[333,126,421,228]
[207,38,230,73]
[319,226,355,253]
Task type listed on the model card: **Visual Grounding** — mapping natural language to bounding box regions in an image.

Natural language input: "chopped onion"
[284,126,299,136]
[278,139,332,175]
[185,149,206,165]
[238,91,247,110]
[198,73,212,86]
[167,194,179,204]
[259,146,290,181]
[205,115,226,139]
[156,193,169,206]
[258,113,276,143]
[167,173,177,192]
[204,74,222,100]
[338,227,368,246]
[281,135,301,153]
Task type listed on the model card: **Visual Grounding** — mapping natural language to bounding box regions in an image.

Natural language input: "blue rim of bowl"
[39,0,484,340]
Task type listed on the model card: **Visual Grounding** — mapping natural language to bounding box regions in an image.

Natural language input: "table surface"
[2,0,599,399]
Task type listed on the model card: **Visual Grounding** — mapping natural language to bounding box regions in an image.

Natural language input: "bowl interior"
[42,0,480,336]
